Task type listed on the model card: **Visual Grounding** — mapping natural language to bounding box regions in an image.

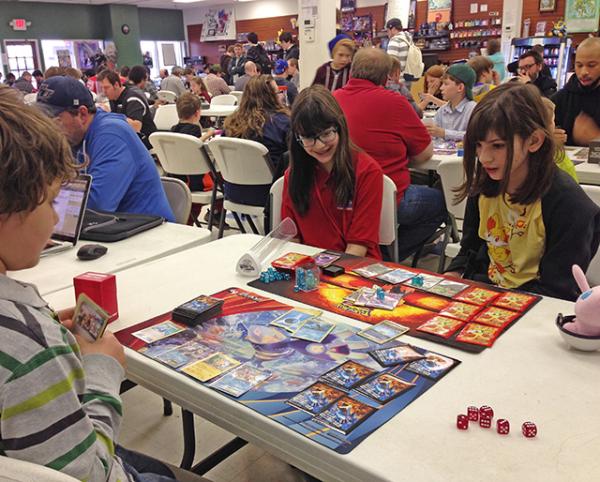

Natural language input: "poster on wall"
[56,49,72,68]
[200,8,236,41]
[565,0,600,32]
[427,0,452,23]
[408,0,417,29]
[75,41,102,70]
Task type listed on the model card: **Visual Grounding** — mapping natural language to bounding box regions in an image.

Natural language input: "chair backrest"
[153,104,179,131]
[0,456,78,481]
[230,91,243,104]
[211,94,237,106]
[581,184,600,285]
[161,177,192,224]
[23,93,37,105]
[437,157,467,223]
[207,137,272,185]
[269,177,285,230]
[157,90,177,103]
[149,132,214,177]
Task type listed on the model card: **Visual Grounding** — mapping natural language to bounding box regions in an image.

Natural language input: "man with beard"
[515,50,557,98]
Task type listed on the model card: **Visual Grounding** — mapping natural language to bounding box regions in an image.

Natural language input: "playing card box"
[172,295,223,326]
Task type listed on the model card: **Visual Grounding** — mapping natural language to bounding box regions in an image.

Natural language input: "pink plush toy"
[563,265,600,336]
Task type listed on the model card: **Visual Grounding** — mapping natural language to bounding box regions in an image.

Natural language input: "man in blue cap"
[273,59,298,105]
[37,75,174,221]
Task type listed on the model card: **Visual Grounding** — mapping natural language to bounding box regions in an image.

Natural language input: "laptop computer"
[41,174,92,256]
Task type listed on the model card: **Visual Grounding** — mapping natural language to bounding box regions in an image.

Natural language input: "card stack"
[172,295,224,326]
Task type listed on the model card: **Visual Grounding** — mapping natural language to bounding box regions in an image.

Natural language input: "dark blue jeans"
[116,445,177,482]
[396,184,447,261]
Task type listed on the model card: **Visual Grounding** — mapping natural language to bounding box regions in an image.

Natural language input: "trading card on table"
[493,291,537,312]
[315,396,376,435]
[352,263,394,279]
[426,279,469,298]
[172,295,223,325]
[270,308,321,332]
[154,341,214,369]
[210,364,272,397]
[314,251,341,268]
[320,360,377,389]
[416,316,464,339]
[292,317,335,343]
[473,306,519,329]
[353,288,376,306]
[405,273,444,290]
[369,344,425,367]
[377,268,417,284]
[406,351,458,379]
[287,381,345,415]
[73,293,110,341]
[438,301,482,322]
[454,286,501,305]
[271,252,313,270]
[356,373,415,404]
[455,322,502,347]
[358,320,409,344]
[181,352,240,382]
[132,320,185,344]
[365,291,403,310]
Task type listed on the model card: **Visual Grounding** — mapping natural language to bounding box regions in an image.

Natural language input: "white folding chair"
[161,177,192,224]
[210,94,237,106]
[150,132,222,228]
[157,90,177,103]
[0,455,78,481]
[229,91,243,104]
[269,175,399,261]
[581,184,600,285]
[207,137,273,238]
[153,104,179,131]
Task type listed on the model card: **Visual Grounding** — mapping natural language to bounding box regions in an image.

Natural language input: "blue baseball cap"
[36,75,94,116]
[274,59,289,75]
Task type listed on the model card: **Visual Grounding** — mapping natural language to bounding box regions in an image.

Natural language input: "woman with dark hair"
[281,85,383,258]
[223,74,290,206]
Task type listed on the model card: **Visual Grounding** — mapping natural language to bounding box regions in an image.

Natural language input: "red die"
[497,419,510,435]
[456,414,469,430]
[479,416,492,428]
[522,421,537,438]
[467,406,479,421]
[479,405,494,420]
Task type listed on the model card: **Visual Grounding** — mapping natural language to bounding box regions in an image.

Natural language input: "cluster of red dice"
[456,405,537,438]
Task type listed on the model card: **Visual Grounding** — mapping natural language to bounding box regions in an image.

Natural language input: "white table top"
[44,234,599,482]
[201,105,238,117]
[13,223,211,296]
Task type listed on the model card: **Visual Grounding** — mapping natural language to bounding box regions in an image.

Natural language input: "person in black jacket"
[516,50,557,98]
[279,32,299,61]
[445,83,600,301]
[228,43,246,84]
[552,37,600,147]
[245,32,273,74]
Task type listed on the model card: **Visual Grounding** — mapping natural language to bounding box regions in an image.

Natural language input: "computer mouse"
[77,244,108,261]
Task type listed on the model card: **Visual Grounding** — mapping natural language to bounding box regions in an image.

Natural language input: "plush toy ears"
[572,264,591,293]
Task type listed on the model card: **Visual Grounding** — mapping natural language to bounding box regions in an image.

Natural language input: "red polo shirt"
[281,151,383,260]
[334,78,431,203]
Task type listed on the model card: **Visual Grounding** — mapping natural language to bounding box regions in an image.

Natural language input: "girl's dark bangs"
[293,100,337,137]
[470,103,508,143]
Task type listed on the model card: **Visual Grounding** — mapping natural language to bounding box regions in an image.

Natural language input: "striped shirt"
[386,31,412,72]
[0,274,130,481]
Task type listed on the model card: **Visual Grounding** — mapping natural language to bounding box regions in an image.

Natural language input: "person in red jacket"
[282,85,383,259]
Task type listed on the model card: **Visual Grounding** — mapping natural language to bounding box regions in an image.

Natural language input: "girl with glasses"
[282,85,384,259]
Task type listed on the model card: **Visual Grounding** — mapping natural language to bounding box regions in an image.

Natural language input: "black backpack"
[247,44,272,74]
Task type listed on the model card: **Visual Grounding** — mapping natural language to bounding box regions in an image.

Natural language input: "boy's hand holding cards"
[73,293,110,341]
[172,295,223,326]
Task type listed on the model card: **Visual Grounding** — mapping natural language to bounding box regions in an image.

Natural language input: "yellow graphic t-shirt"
[478,195,545,289]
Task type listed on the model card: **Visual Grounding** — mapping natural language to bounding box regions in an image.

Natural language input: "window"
[6,41,37,77]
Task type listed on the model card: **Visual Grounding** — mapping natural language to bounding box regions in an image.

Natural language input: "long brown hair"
[224,75,289,138]
[288,85,355,215]
[457,82,556,205]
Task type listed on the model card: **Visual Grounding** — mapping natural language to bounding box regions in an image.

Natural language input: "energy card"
[416,316,464,339]
[369,344,425,367]
[73,293,110,341]
[132,321,185,344]
[315,396,376,434]
[473,306,519,329]
[455,322,502,347]
[153,341,214,369]
[320,360,377,389]
[358,320,409,344]
[426,279,469,298]
[405,273,444,290]
[270,308,321,332]
[454,286,501,305]
[292,317,335,343]
[493,291,537,312]
[406,351,458,379]
[353,263,394,278]
[376,268,417,284]
[210,364,272,397]
[287,381,345,415]
[314,251,341,268]
[356,373,415,404]
[438,301,482,322]
[181,352,240,382]
[271,252,313,270]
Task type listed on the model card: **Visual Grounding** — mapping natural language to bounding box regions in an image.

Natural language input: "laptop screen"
[52,175,92,243]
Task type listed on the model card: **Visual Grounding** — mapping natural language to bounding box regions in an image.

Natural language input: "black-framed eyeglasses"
[295,126,338,148]
[518,63,536,72]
